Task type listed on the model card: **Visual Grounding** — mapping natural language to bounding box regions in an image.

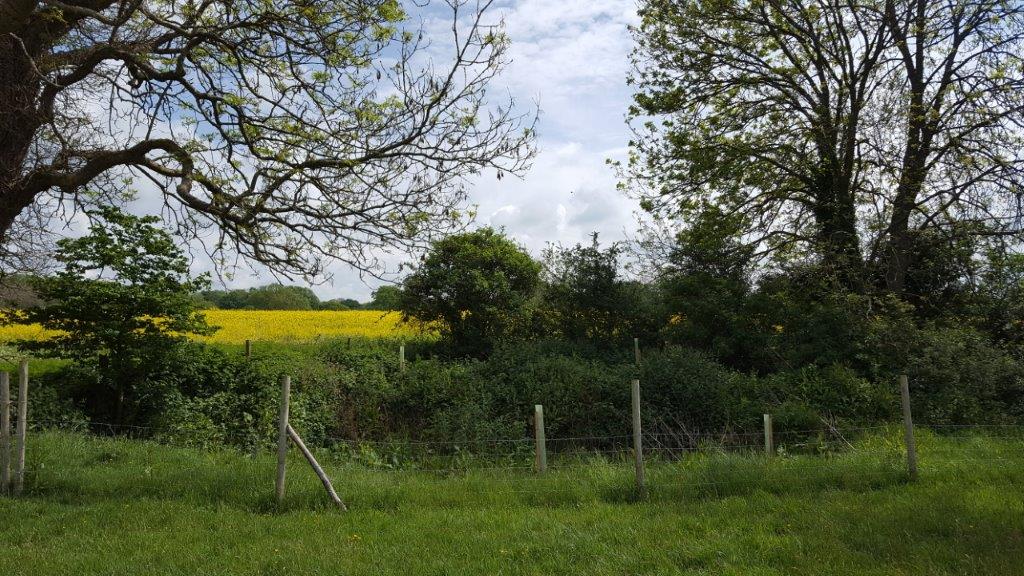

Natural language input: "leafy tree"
[246,285,319,310]
[366,285,404,310]
[320,298,361,311]
[968,246,1024,347]
[625,0,1024,293]
[540,235,622,339]
[659,208,756,367]
[199,289,251,310]
[400,228,541,355]
[0,0,536,276]
[2,207,214,425]
[539,234,663,344]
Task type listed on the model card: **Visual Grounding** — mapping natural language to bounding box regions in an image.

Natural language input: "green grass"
[1,430,1023,575]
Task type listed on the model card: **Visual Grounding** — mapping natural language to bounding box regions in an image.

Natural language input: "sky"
[186,0,642,301]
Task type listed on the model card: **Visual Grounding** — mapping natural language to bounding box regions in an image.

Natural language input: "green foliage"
[150,343,337,449]
[971,248,1024,346]
[318,298,352,311]
[400,228,541,356]
[2,207,213,426]
[201,284,355,310]
[366,285,403,310]
[756,365,896,428]
[538,235,665,346]
[906,326,1024,425]
[246,285,319,310]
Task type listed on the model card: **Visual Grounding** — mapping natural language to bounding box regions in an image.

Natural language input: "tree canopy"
[399,228,540,354]
[0,0,535,277]
[625,0,1024,292]
[2,206,214,424]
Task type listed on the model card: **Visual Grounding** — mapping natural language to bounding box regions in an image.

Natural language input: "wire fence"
[6,368,1024,507]
[6,417,1024,508]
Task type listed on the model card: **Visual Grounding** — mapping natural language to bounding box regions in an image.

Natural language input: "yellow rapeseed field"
[0,323,58,343]
[199,309,422,343]
[0,310,425,345]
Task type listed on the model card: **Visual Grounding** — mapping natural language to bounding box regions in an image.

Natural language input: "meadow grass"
[1,429,1022,575]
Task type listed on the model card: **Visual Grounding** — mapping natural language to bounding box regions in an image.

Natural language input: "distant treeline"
[195,284,402,311]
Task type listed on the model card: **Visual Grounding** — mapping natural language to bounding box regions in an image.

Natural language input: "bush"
[31,342,338,451]
[638,346,760,432]
[906,326,1024,425]
[756,364,896,429]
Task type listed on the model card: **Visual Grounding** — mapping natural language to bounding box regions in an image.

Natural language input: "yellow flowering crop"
[0,323,58,343]
[198,310,423,344]
[0,310,428,345]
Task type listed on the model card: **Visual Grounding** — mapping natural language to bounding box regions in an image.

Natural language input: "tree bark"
[0,0,36,36]
[0,33,44,244]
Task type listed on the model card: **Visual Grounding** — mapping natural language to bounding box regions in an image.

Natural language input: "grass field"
[1,429,1022,575]
[0,309,428,345]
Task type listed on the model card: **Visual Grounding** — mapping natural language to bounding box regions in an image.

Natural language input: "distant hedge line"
[27,331,1024,454]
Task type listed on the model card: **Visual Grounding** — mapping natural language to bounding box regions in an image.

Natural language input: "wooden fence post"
[14,360,27,496]
[244,339,252,359]
[534,404,547,473]
[763,413,774,456]
[275,375,291,504]
[899,374,918,481]
[631,379,646,496]
[633,337,641,367]
[399,343,406,373]
[1,372,9,495]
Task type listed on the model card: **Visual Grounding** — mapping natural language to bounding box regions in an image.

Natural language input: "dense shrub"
[24,330,1024,454]
[756,364,897,429]
[906,326,1024,425]
[31,342,337,450]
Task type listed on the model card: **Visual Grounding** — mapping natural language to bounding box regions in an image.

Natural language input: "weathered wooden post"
[244,339,252,358]
[631,379,646,496]
[14,360,27,496]
[899,374,918,481]
[534,404,547,474]
[275,375,291,504]
[1,372,10,495]
[761,412,774,453]
[286,424,347,510]
[399,343,406,373]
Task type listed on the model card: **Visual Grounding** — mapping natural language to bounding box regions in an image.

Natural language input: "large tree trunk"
[0,33,43,245]
[813,180,864,288]
[885,91,932,294]
[0,0,37,36]
[812,118,865,290]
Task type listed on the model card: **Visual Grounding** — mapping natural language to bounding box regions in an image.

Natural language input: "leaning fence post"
[14,360,27,496]
[286,424,347,510]
[245,339,252,359]
[275,375,291,504]
[1,372,10,495]
[763,413,774,456]
[899,374,918,481]
[399,343,406,373]
[631,379,646,496]
[534,404,547,473]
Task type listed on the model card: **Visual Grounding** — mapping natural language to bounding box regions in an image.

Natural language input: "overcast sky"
[203,0,642,301]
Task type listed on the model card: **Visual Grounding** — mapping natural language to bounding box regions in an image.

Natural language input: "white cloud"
[48,1,644,302]
[276,0,642,300]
